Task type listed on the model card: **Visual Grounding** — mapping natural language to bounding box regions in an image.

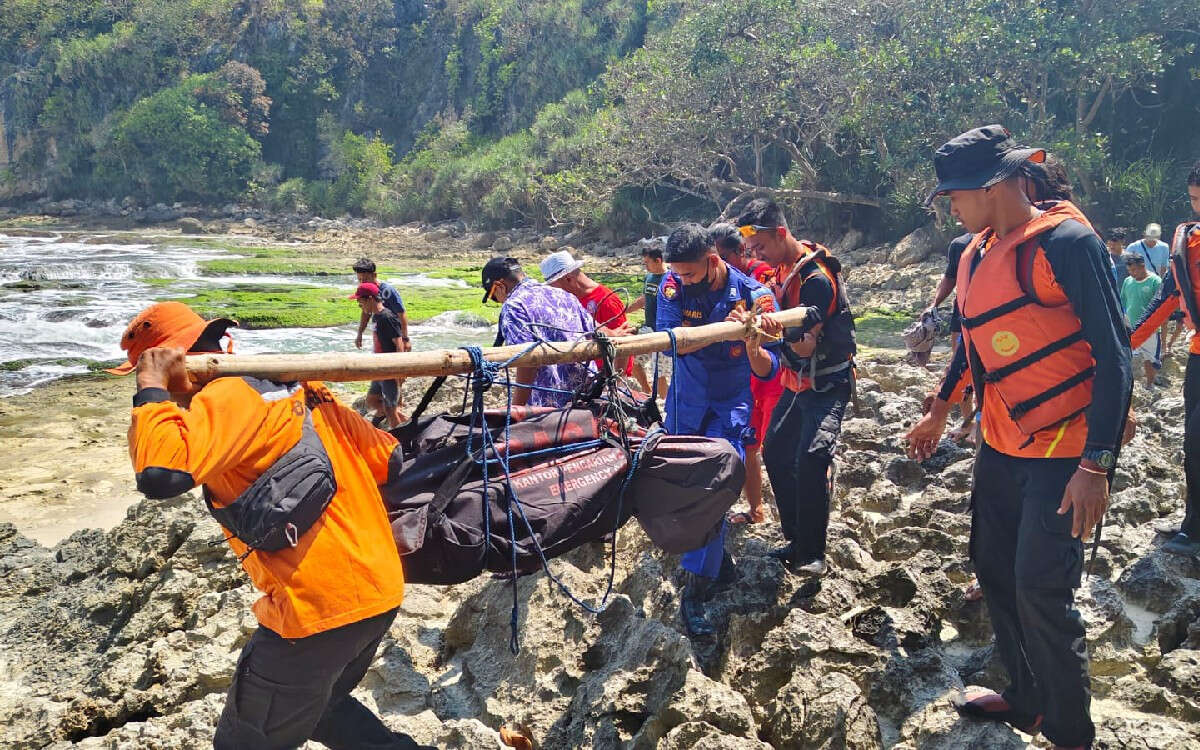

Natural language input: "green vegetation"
[92,69,265,202]
[0,356,120,373]
[167,283,498,329]
[197,256,351,277]
[166,285,349,329]
[853,309,911,349]
[2,1,1197,237]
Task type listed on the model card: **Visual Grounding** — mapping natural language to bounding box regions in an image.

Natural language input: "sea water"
[0,231,496,395]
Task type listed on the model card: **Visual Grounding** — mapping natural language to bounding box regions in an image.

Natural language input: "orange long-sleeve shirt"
[128,377,405,638]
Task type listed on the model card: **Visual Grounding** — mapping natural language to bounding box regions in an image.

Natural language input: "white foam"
[0,232,497,395]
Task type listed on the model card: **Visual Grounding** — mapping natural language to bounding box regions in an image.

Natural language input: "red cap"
[107,302,235,375]
[350,282,381,300]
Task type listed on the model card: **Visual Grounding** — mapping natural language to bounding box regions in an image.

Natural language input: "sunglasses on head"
[738,224,775,238]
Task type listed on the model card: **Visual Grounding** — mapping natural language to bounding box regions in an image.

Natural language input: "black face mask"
[683,266,712,295]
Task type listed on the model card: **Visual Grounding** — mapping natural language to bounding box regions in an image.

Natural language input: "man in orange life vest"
[736,200,857,575]
[907,126,1132,750]
[711,222,785,525]
[1129,158,1200,558]
[109,301,429,749]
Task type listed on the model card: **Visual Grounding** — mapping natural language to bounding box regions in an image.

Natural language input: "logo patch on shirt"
[992,330,1020,357]
[663,284,677,300]
[751,288,777,313]
[730,344,744,358]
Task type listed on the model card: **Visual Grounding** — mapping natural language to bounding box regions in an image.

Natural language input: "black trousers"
[762,383,850,562]
[214,607,421,750]
[1180,354,1200,537]
[971,443,1092,747]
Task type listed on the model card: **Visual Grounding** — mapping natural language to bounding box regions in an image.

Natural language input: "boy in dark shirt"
[352,282,406,427]
[352,257,409,351]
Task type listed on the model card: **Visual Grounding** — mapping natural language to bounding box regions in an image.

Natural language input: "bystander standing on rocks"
[1120,253,1163,389]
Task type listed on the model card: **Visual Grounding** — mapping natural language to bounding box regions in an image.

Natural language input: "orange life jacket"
[772,243,856,392]
[1170,221,1200,332]
[956,202,1096,437]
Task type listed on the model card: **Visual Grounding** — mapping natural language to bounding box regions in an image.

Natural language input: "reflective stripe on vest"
[956,202,1096,436]
[1170,222,1200,332]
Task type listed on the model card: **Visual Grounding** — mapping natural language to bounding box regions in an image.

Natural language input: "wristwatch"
[1081,448,1115,470]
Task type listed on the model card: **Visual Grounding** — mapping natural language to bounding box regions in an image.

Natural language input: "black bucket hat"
[926,125,1045,205]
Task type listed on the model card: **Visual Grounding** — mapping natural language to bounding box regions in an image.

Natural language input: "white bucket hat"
[540,250,584,284]
[1145,223,1162,239]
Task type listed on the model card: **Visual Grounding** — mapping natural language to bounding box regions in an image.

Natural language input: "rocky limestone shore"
[1,354,1198,749]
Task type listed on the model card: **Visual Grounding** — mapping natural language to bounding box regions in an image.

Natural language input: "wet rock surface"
[0,239,1198,747]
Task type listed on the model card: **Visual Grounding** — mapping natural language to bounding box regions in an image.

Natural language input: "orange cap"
[107,301,236,375]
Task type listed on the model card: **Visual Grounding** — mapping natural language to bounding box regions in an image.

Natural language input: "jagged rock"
[864,566,919,607]
[176,218,205,234]
[1157,593,1200,653]
[936,457,974,493]
[890,224,947,266]
[885,456,924,486]
[1117,551,1192,612]
[658,722,771,749]
[893,699,1027,749]
[759,670,882,749]
[871,526,959,561]
[424,228,452,242]
[644,670,756,739]
[1155,649,1200,701]
[538,236,560,252]
[737,608,884,710]
[471,231,496,249]
[1093,710,1198,749]
[838,452,884,489]
[833,228,864,256]
[858,480,901,513]
[491,235,513,251]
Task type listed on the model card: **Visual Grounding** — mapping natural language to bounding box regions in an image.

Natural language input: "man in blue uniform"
[657,223,780,635]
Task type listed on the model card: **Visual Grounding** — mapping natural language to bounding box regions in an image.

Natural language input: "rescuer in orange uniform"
[110,301,428,750]
[1129,159,1200,558]
[906,126,1132,750]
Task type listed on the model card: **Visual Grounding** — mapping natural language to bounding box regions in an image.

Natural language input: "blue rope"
[456,334,657,654]
[481,439,608,465]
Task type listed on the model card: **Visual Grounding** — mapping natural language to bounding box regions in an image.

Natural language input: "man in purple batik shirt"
[481,257,596,407]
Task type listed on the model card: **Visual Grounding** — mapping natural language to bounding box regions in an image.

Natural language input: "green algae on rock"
[165,284,498,329]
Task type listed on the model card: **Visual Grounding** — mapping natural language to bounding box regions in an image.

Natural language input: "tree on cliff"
[95,66,269,203]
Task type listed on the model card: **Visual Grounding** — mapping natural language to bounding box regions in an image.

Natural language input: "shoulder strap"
[799,255,841,318]
[1015,236,1043,305]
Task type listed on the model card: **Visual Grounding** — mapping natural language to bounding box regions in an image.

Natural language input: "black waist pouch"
[205,410,337,551]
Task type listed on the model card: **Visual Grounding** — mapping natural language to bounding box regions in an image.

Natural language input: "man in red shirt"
[541,250,634,375]
[711,223,782,524]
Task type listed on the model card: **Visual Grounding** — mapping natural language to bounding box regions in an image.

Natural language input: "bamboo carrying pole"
[184,307,808,383]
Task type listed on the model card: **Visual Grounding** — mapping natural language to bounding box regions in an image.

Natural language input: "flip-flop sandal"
[951,687,1041,735]
[728,511,762,525]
